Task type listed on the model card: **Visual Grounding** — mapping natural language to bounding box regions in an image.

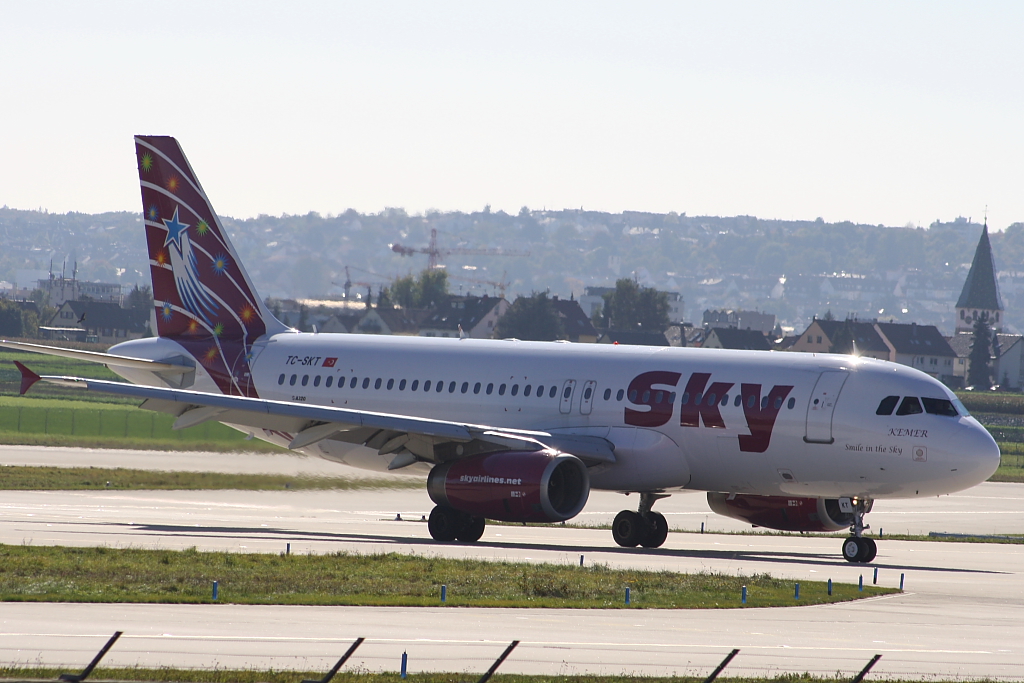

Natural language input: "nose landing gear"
[612,493,670,548]
[841,498,877,563]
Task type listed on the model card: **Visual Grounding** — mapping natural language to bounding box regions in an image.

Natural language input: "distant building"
[419,296,509,338]
[955,222,1003,334]
[38,277,123,307]
[702,327,772,351]
[550,296,599,343]
[597,330,670,346]
[45,300,147,344]
[789,319,891,360]
[791,318,956,383]
[702,309,776,334]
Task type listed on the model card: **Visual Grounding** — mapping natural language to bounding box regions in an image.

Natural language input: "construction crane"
[390,228,529,269]
[333,265,393,301]
[448,271,512,299]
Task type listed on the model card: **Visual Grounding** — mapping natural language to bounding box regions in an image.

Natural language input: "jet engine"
[706,492,858,532]
[427,450,590,523]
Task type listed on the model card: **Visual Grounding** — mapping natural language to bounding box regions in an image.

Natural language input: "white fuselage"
[111,332,1000,500]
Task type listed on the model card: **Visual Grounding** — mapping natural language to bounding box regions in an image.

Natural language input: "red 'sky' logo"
[624,370,792,453]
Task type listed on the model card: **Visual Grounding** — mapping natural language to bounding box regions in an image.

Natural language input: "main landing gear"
[841,498,877,563]
[612,493,669,549]
[428,505,486,543]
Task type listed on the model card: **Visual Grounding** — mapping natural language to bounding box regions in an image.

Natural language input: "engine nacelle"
[427,450,590,523]
[706,492,856,532]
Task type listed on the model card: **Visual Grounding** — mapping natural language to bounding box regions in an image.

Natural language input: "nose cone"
[958,418,1001,488]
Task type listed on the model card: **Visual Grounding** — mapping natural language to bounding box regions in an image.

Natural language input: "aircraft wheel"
[612,510,645,547]
[860,537,878,563]
[842,536,863,563]
[428,505,462,542]
[456,515,486,543]
[639,512,669,548]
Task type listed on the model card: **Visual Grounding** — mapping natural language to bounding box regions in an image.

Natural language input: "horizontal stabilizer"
[13,361,41,395]
[0,340,191,374]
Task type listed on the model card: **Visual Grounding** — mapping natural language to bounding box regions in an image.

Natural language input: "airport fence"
[0,405,244,443]
[21,633,890,683]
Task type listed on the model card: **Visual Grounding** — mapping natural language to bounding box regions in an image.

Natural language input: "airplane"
[4,136,1001,563]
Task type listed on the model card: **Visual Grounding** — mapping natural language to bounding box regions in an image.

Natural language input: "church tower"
[955,221,1003,334]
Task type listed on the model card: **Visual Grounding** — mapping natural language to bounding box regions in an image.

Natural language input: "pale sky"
[2,2,1022,228]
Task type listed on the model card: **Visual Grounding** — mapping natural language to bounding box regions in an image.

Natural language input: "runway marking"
[0,633,995,655]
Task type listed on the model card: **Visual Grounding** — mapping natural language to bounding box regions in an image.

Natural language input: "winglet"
[13,361,41,395]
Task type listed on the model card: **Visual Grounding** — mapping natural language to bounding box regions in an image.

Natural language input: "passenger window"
[313,376,321,387]
[326,376,333,388]
[681,392,690,405]
[876,396,899,416]
[563,386,572,399]
[278,374,285,385]
[289,374,297,386]
[616,389,624,401]
[474,382,481,394]
[486,383,494,395]
[362,378,370,389]
[922,397,959,417]
[374,378,382,390]
[653,390,661,403]
[437,381,444,393]
[668,392,676,404]
[747,395,755,408]
[412,379,420,391]
[461,382,469,394]
[448,381,456,393]
[629,389,638,402]
[399,379,407,390]
[511,384,519,396]
[734,394,742,407]
[499,384,507,396]
[350,377,358,389]
[787,397,795,409]
[524,385,532,397]
[895,396,923,416]
[761,396,769,409]
[550,386,558,398]
[301,375,309,387]
[536,385,544,397]
[424,380,431,391]
[387,379,394,390]
[603,388,612,401]
[774,397,783,409]
[706,392,716,406]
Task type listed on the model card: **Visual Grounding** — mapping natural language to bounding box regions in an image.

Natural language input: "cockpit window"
[895,396,923,416]
[922,397,959,417]
[876,396,899,416]
[953,398,970,417]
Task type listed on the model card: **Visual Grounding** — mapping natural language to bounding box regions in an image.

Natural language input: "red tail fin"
[135,136,286,396]
[13,361,41,395]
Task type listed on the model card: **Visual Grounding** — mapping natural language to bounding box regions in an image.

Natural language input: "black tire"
[842,536,863,563]
[612,510,645,547]
[456,515,486,543]
[860,537,877,563]
[428,505,461,542]
[640,512,669,548]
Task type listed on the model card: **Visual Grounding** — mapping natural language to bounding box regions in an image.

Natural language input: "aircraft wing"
[14,363,615,468]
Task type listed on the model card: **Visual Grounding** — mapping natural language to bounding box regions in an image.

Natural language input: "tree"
[126,284,153,312]
[494,292,564,341]
[828,320,857,354]
[391,275,417,309]
[417,269,449,309]
[0,300,24,337]
[599,279,669,331]
[376,286,393,309]
[967,315,994,389]
[297,304,310,332]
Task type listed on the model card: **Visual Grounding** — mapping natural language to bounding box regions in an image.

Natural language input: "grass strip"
[0,545,893,608]
[0,672,961,683]
[0,466,421,491]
